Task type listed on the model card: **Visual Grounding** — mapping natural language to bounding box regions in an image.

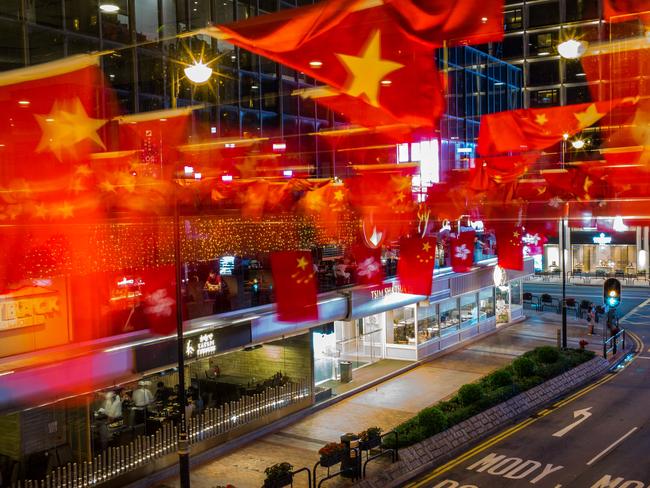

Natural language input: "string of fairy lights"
[20,214,361,278]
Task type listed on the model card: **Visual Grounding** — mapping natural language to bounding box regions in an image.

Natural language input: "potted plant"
[358,426,382,450]
[263,462,293,488]
[318,442,344,467]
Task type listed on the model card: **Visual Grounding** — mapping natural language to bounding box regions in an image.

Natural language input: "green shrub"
[437,398,460,413]
[536,346,560,364]
[513,356,536,378]
[447,404,482,426]
[486,368,513,388]
[384,418,422,449]
[478,385,518,409]
[458,383,484,406]
[538,357,572,380]
[417,407,447,437]
[515,375,544,391]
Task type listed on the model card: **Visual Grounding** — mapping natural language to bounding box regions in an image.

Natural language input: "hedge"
[383,347,594,449]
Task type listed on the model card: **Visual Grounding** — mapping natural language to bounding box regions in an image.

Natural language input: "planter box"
[263,473,293,488]
[320,453,342,468]
[359,436,381,451]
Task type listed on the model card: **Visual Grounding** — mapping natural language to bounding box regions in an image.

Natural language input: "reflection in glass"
[417,303,439,343]
[439,298,460,334]
[460,293,478,327]
[479,288,495,320]
[389,306,416,345]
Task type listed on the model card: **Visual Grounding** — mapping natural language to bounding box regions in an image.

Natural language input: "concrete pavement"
[155,310,609,488]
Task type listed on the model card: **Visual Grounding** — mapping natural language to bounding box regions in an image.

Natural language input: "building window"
[530,88,559,107]
[439,298,460,334]
[479,288,495,320]
[565,59,588,83]
[417,303,439,344]
[501,36,523,58]
[528,60,560,86]
[28,26,64,65]
[504,9,523,30]
[566,85,592,104]
[388,306,416,345]
[566,0,599,22]
[101,0,131,44]
[25,0,63,28]
[528,31,558,56]
[0,19,24,70]
[460,293,478,327]
[527,2,560,28]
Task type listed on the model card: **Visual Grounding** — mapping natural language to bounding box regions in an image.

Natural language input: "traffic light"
[603,278,621,308]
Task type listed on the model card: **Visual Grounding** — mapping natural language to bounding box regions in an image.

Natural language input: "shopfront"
[543,230,638,275]
[570,231,637,275]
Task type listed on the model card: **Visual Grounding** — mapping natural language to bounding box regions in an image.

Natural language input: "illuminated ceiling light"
[221,174,233,182]
[309,60,323,68]
[380,80,392,86]
[283,169,293,177]
[562,133,570,140]
[18,100,30,106]
[45,118,55,123]
[538,51,550,56]
[99,3,120,13]
[194,172,202,180]
[184,61,213,84]
[613,215,629,232]
[494,81,505,86]
[159,118,167,122]
[481,17,488,23]
[575,72,586,77]
[250,85,258,89]
[571,139,585,149]
[183,165,194,175]
[557,39,587,59]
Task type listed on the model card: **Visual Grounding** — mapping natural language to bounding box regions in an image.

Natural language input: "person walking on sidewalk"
[587,303,595,335]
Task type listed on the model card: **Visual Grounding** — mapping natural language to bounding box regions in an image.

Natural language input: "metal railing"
[603,328,626,358]
[12,380,311,488]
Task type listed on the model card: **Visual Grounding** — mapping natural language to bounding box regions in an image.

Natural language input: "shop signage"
[371,283,403,300]
[0,286,59,331]
[593,233,612,245]
[184,331,217,360]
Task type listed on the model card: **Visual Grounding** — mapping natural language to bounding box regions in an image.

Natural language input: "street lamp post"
[560,135,568,349]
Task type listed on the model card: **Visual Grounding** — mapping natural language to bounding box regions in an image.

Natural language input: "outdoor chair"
[522,292,540,310]
[540,293,560,313]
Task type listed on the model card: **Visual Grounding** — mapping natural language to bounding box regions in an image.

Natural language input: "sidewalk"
[155,313,602,488]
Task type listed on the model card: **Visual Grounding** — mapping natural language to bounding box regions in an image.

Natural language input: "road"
[408,286,650,488]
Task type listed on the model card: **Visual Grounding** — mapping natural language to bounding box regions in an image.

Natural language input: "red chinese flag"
[478,101,619,155]
[0,55,112,182]
[495,224,524,271]
[208,0,443,129]
[141,265,178,336]
[398,236,437,296]
[271,251,318,322]
[352,244,384,286]
[451,231,475,273]
[384,0,504,46]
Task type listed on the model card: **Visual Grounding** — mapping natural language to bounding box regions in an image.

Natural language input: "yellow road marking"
[407,338,642,488]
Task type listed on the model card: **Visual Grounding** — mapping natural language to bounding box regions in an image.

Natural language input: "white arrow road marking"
[586,427,638,466]
[552,407,593,437]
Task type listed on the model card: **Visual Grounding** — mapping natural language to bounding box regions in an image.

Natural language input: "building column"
[558,219,564,275]
[565,223,572,273]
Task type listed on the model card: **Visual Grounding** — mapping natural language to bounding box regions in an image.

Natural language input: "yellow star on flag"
[513,231,520,238]
[35,98,107,161]
[333,190,345,202]
[574,103,605,128]
[534,113,548,126]
[74,165,93,176]
[57,201,74,218]
[99,180,116,193]
[335,30,404,108]
[296,256,308,270]
[422,241,432,252]
[33,203,48,218]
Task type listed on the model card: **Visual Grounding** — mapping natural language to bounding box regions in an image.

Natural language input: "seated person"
[154,381,171,403]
